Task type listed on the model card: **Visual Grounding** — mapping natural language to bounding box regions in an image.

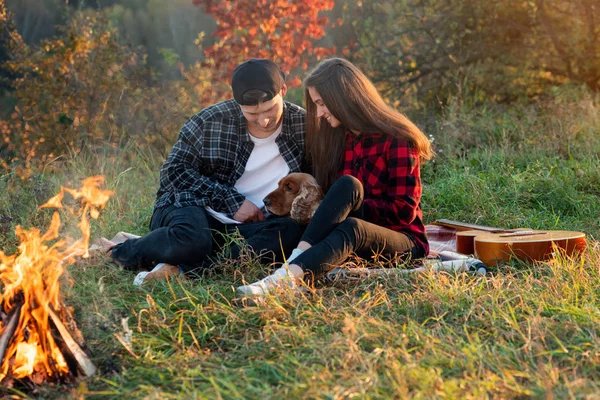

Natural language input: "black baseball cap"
[231,59,286,105]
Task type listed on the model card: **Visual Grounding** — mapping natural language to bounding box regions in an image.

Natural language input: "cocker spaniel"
[263,172,323,224]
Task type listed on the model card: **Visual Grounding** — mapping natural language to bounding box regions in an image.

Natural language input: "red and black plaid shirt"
[341,131,428,255]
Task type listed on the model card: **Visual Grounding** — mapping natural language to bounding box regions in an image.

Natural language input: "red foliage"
[192,0,336,87]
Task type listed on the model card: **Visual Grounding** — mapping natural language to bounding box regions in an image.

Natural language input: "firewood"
[0,303,22,366]
[47,307,96,377]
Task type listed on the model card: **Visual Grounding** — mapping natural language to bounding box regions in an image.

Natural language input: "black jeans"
[110,205,304,274]
[292,175,423,277]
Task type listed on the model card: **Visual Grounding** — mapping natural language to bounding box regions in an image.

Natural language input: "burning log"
[0,299,96,386]
[0,303,22,366]
[47,307,96,377]
[0,176,112,385]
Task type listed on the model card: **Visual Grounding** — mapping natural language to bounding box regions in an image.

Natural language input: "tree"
[192,0,336,88]
[4,0,67,45]
[0,0,24,92]
[534,0,600,92]
[343,0,599,105]
[103,0,215,77]
[0,11,214,175]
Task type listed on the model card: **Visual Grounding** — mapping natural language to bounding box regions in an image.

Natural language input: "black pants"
[292,175,424,277]
[110,205,304,274]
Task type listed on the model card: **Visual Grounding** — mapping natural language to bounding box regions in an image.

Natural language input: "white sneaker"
[236,264,301,296]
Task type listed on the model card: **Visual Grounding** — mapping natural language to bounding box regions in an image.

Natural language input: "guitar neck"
[433,219,510,233]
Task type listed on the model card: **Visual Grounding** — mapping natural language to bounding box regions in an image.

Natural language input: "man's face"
[240,86,287,137]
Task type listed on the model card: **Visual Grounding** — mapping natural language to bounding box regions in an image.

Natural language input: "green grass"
[2,88,600,399]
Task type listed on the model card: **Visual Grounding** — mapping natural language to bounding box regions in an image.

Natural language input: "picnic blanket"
[425,224,459,254]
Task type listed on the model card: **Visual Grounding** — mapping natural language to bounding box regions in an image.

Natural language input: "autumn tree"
[192,0,336,88]
[0,10,219,175]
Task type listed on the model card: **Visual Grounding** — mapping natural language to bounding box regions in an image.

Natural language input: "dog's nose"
[263,198,271,206]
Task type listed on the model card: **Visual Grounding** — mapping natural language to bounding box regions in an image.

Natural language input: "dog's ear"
[290,180,323,224]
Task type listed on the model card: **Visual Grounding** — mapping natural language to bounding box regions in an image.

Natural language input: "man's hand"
[233,199,266,223]
[89,237,117,255]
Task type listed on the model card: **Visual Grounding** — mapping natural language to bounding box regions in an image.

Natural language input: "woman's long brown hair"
[304,58,433,190]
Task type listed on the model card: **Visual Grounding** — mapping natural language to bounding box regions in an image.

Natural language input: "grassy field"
[1,87,600,399]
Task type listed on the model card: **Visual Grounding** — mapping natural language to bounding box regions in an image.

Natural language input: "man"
[106,59,306,279]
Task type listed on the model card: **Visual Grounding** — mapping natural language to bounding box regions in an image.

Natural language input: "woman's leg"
[290,174,364,256]
[299,175,364,247]
[291,217,422,278]
[235,217,420,296]
[236,175,365,296]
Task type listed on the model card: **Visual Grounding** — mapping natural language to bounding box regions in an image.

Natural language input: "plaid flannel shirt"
[341,131,429,255]
[155,99,306,216]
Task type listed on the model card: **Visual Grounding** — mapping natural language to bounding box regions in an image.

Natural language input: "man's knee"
[188,228,213,257]
[163,225,213,264]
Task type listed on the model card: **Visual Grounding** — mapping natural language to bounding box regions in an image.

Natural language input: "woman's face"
[308,86,342,128]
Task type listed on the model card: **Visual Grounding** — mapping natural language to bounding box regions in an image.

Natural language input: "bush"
[0,10,225,177]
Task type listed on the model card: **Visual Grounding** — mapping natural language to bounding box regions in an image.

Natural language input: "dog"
[263,172,323,224]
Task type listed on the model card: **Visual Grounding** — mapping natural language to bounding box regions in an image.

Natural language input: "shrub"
[0,10,224,176]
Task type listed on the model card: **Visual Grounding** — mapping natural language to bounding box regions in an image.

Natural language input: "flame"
[13,342,37,377]
[0,176,112,382]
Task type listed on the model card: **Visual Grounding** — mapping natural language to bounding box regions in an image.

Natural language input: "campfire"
[0,176,112,386]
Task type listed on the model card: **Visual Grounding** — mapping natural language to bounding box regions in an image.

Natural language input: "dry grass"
[1,89,600,399]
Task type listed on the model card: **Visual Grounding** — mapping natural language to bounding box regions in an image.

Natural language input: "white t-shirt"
[206,124,290,224]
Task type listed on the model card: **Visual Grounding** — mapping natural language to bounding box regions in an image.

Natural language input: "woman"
[237,58,434,296]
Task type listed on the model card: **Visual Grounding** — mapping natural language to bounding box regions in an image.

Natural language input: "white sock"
[236,263,304,296]
[287,248,304,263]
[133,263,182,287]
[263,263,304,282]
[282,263,304,279]
[133,263,166,287]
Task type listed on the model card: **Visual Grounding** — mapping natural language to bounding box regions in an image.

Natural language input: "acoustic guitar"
[433,219,587,266]
[433,219,532,254]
